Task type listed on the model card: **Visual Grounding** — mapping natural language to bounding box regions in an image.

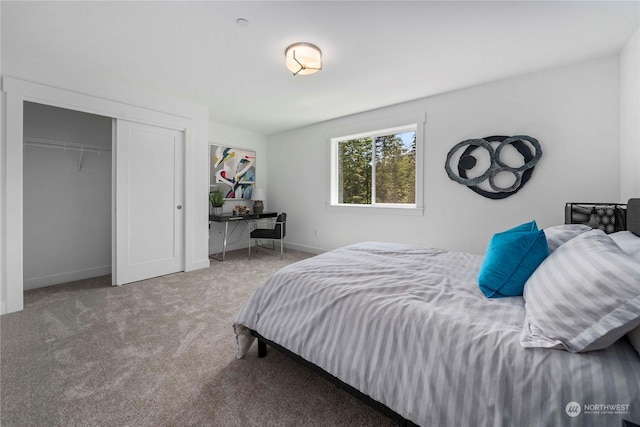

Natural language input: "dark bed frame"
[251,330,419,427]
[249,198,640,427]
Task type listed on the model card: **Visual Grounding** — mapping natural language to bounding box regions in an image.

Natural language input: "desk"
[209,212,277,261]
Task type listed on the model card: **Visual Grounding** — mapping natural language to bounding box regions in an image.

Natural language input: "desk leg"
[248,220,255,260]
[222,221,229,261]
[210,217,262,262]
[211,221,229,262]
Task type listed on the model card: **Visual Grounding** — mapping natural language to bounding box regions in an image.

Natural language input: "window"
[329,117,424,213]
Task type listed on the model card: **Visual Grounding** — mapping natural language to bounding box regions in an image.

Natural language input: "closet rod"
[23,137,112,154]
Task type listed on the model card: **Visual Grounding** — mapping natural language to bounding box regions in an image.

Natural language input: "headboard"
[565,202,627,233]
[628,198,640,236]
[564,198,640,236]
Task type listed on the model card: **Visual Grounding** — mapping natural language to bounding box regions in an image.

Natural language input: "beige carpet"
[0,249,394,426]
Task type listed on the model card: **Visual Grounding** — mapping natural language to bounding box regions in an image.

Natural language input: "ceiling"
[2,1,639,136]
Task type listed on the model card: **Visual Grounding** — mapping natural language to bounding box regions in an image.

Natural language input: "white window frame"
[327,112,425,215]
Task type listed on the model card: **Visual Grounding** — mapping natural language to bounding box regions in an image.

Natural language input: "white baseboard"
[285,242,326,255]
[187,259,211,271]
[209,241,326,259]
[24,265,112,290]
[209,240,249,255]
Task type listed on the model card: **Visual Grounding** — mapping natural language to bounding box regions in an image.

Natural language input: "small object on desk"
[233,205,251,215]
[209,189,225,216]
[252,188,266,214]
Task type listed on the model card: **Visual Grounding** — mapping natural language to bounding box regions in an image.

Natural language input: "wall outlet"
[314,229,319,237]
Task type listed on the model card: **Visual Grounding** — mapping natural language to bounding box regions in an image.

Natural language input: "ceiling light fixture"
[285,43,322,76]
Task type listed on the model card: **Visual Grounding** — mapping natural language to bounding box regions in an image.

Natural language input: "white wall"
[0,1,4,312]
[620,28,640,201]
[208,121,268,254]
[267,56,621,255]
[23,102,112,289]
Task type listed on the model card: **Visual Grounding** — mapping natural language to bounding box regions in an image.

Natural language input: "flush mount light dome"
[285,42,322,76]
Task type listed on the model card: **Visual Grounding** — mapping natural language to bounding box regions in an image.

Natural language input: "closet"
[23,102,113,289]
[3,76,202,314]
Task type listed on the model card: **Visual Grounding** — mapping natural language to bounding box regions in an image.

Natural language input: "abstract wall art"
[210,145,256,199]
[444,135,542,200]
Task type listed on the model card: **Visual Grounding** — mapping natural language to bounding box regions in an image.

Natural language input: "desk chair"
[248,213,287,260]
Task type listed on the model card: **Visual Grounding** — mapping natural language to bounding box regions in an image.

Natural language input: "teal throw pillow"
[478,221,550,298]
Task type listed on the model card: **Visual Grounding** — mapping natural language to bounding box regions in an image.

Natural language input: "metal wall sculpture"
[445,135,542,200]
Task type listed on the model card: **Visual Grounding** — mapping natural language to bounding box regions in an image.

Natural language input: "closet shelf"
[23,137,111,154]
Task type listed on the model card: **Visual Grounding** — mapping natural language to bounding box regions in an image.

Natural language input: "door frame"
[1,77,210,314]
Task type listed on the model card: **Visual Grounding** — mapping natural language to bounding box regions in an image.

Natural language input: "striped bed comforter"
[233,242,640,426]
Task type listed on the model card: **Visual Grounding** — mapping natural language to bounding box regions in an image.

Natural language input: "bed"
[233,199,640,427]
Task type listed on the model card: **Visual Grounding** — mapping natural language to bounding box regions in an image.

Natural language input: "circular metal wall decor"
[445,135,542,200]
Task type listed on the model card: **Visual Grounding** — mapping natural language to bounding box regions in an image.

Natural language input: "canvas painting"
[210,145,256,199]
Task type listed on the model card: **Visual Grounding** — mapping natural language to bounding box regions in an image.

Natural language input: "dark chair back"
[248,212,288,260]
[275,213,287,238]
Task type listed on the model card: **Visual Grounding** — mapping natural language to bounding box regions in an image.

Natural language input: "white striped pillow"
[521,229,640,353]
[610,230,640,262]
[543,224,591,252]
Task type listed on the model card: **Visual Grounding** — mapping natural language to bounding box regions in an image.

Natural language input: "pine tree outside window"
[329,119,423,213]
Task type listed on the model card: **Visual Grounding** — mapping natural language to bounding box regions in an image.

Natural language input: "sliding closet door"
[115,119,185,285]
